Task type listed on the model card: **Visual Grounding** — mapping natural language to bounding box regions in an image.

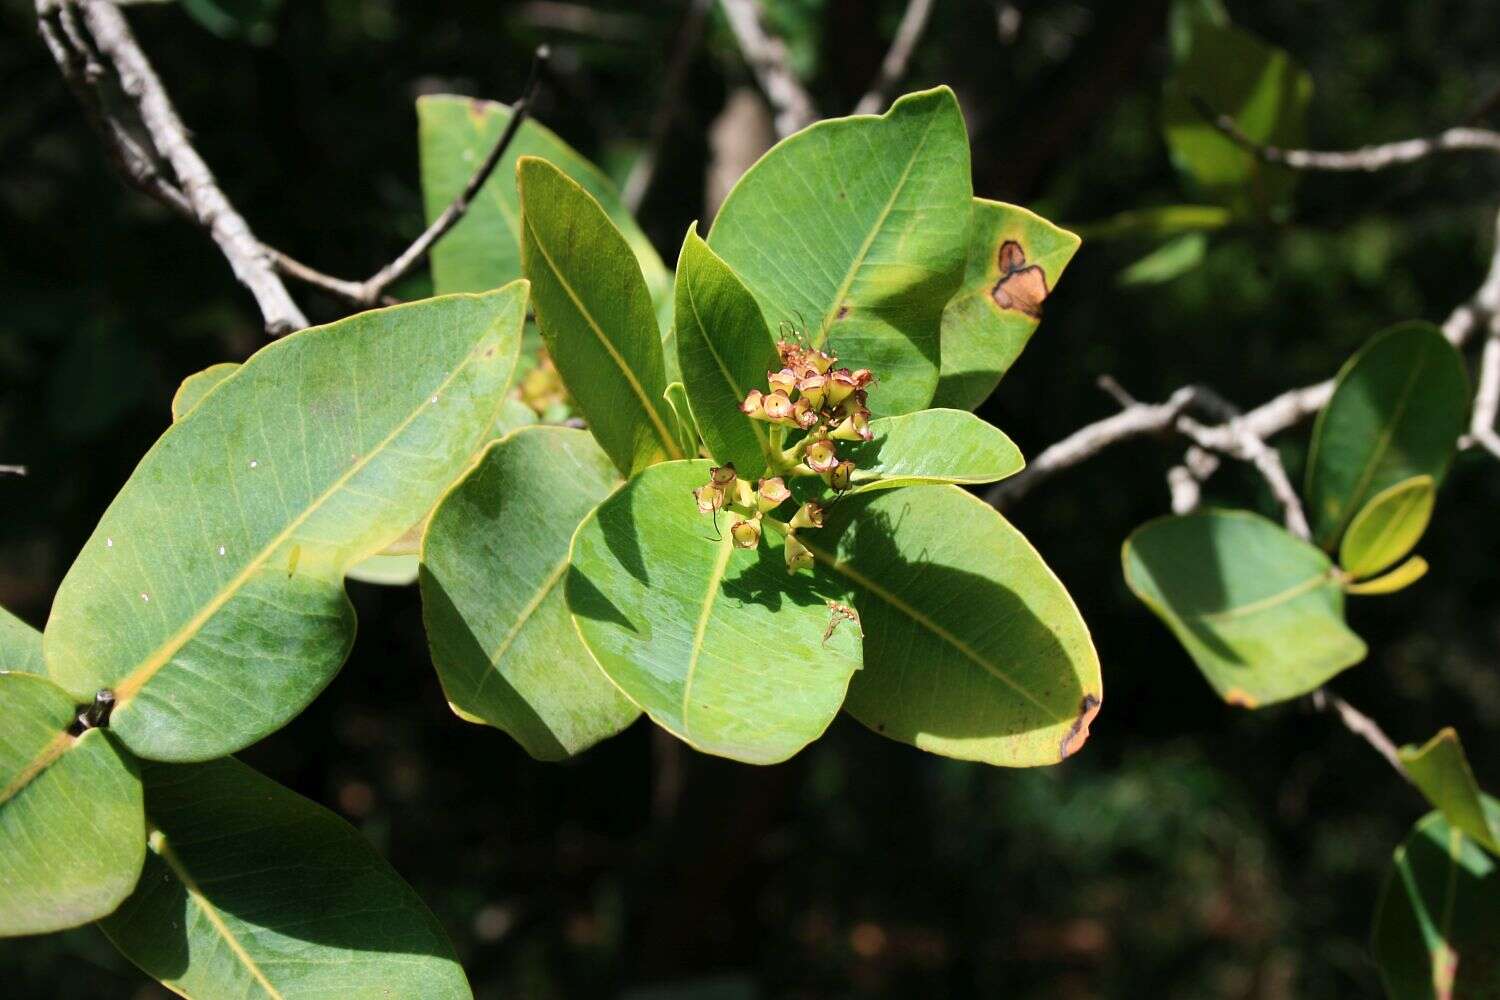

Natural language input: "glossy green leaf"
[1372,799,1500,1000]
[1,671,144,936]
[170,362,240,422]
[1345,555,1429,596]
[1075,203,1233,241]
[421,427,638,760]
[100,756,471,999]
[1163,19,1312,218]
[44,288,527,762]
[933,199,1081,410]
[1117,232,1207,287]
[567,461,862,764]
[1340,475,1435,580]
[181,0,281,41]
[173,363,524,592]
[519,156,684,476]
[418,94,671,325]
[673,226,779,477]
[0,604,43,675]
[663,382,702,460]
[845,409,1023,493]
[803,485,1100,766]
[1400,728,1500,855]
[709,87,972,416]
[1307,321,1469,548]
[1123,510,1366,707]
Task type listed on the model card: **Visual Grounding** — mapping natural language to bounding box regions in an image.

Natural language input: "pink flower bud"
[757,477,791,510]
[776,341,805,369]
[805,349,836,374]
[762,391,795,424]
[825,459,856,492]
[804,438,838,474]
[826,369,858,406]
[710,463,738,488]
[830,408,872,441]
[849,369,875,389]
[693,484,724,514]
[784,532,814,574]
[730,515,762,549]
[796,372,827,409]
[767,368,797,396]
[792,397,820,429]
[740,389,766,419]
[790,500,825,530]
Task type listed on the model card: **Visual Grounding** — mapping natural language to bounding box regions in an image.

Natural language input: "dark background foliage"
[3,1,1498,996]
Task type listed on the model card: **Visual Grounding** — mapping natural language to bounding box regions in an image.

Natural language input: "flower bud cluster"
[693,462,825,574]
[739,340,873,490]
[691,339,875,574]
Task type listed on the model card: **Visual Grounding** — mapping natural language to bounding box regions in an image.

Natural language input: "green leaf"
[1399,728,1500,855]
[421,427,639,760]
[491,394,538,438]
[44,288,527,762]
[344,553,420,587]
[1339,475,1436,580]
[1162,19,1313,219]
[663,382,702,460]
[100,756,471,999]
[567,461,862,764]
[0,604,43,674]
[181,0,281,42]
[170,362,240,421]
[1122,510,1366,707]
[1345,555,1429,596]
[804,485,1100,766]
[1,671,144,936]
[672,226,779,477]
[845,409,1023,494]
[933,199,1081,410]
[1116,232,1208,287]
[518,156,684,476]
[1074,204,1233,242]
[418,94,672,327]
[1372,800,1500,1000]
[708,87,972,416]
[1307,321,1469,548]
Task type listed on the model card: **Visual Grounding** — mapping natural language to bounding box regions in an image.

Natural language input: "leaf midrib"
[1191,571,1334,623]
[112,346,487,707]
[813,110,942,346]
[472,556,570,703]
[0,730,73,806]
[1328,341,1430,542]
[681,535,735,739]
[154,830,285,1000]
[800,538,1055,716]
[681,265,774,465]
[523,214,682,461]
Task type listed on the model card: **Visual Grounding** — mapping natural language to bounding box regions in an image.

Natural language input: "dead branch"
[719,0,817,137]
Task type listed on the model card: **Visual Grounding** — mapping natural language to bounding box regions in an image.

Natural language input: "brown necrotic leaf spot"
[991,240,1050,319]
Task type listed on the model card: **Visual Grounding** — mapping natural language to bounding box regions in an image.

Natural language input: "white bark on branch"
[719,0,817,137]
[1194,96,1500,172]
[853,0,936,116]
[55,0,308,334]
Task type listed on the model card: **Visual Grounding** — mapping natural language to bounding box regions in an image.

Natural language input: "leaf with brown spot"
[933,200,1080,410]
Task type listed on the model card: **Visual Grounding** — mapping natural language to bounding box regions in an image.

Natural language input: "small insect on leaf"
[823,600,863,645]
[991,240,1051,319]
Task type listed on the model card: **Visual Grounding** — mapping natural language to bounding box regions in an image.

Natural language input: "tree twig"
[718,0,817,137]
[1192,95,1500,172]
[41,0,309,335]
[622,0,711,212]
[0,465,26,477]
[853,0,936,115]
[39,1,547,327]
[993,205,1500,510]
[1310,689,1409,781]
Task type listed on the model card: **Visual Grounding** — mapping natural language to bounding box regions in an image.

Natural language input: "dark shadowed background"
[2,1,1498,997]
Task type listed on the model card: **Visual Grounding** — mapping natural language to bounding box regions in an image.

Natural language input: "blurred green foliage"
[2,0,1499,996]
